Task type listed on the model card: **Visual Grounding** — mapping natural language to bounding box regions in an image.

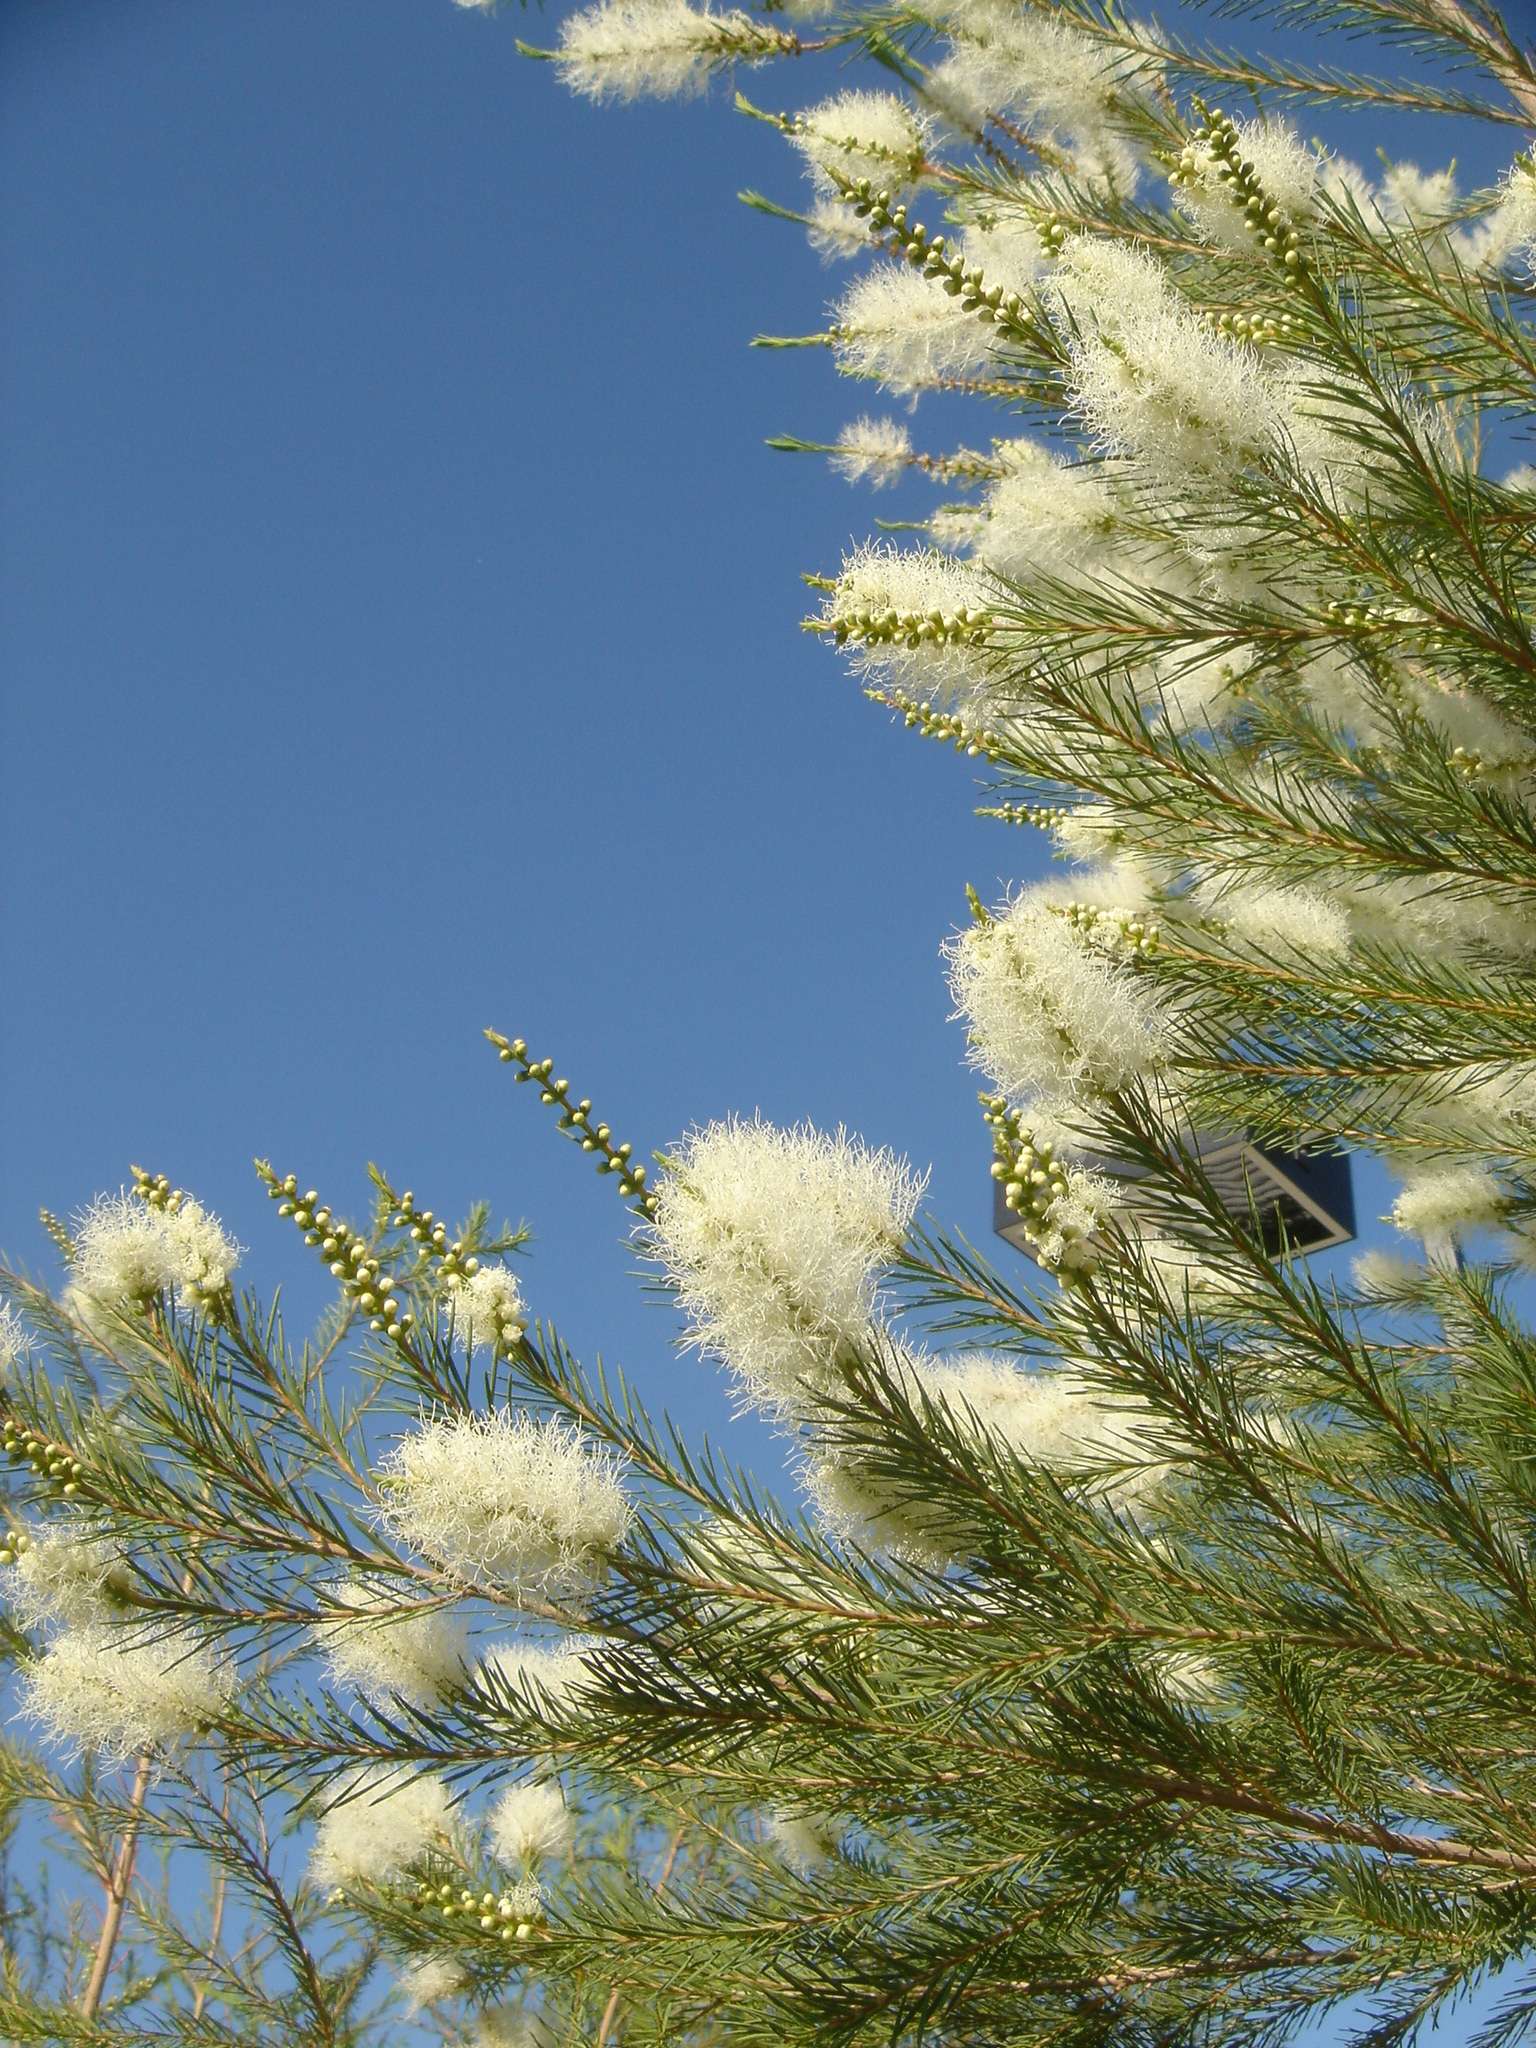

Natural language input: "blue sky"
[8,0,1510,1479]
[0,0,1528,2035]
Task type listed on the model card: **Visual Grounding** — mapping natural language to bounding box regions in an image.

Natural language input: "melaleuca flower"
[315,1576,469,1704]
[398,1956,466,2016]
[4,1518,133,1629]
[1352,1249,1430,1302]
[1187,878,1352,962]
[828,417,913,488]
[1376,160,1460,232]
[1461,158,1536,273]
[924,11,1150,191]
[1391,1166,1508,1249]
[474,2008,557,2048]
[310,1767,454,1889]
[1045,236,1286,481]
[946,888,1171,1117]
[441,1263,527,1354]
[764,1806,842,1873]
[940,1351,1167,1508]
[822,542,996,713]
[805,194,872,261]
[966,441,1125,583]
[0,1301,25,1375]
[553,0,791,101]
[377,1410,632,1597]
[474,1635,600,1715]
[833,263,998,394]
[69,1190,240,1315]
[645,1117,925,1409]
[21,1622,231,1760]
[806,1349,1166,1558]
[489,1777,573,1867]
[789,91,931,195]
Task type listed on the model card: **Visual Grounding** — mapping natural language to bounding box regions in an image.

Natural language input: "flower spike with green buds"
[486,1030,659,1216]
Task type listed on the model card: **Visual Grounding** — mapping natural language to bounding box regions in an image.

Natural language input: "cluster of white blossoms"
[1045,237,1288,484]
[22,1622,231,1761]
[923,6,1152,191]
[310,1767,455,1889]
[645,1118,925,1409]
[474,1635,601,1715]
[68,1189,240,1316]
[789,90,931,198]
[489,1777,573,1867]
[377,1409,633,1597]
[1390,1165,1509,1256]
[960,441,1129,588]
[763,1806,842,1874]
[316,1577,469,1704]
[832,261,1000,394]
[0,1300,25,1374]
[1187,878,1352,963]
[828,417,913,490]
[398,1955,466,2016]
[946,889,1171,1122]
[821,543,997,713]
[441,1262,528,1355]
[1172,115,1337,253]
[804,1350,1167,1559]
[552,0,791,102]
[3,1517,132,1629]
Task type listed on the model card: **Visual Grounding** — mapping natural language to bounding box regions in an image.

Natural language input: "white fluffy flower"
[806,1349,1165,1556]
[791,90,931,194]
[1351,1249,1427,1301]
[316,1577,469,1704]
[441,1264,527,1354]
[71,1191,239,1313]
[935,1352,1165,1508]
[947,891,1170,1113]
[833,262,997,393]
[764,1807,841,1873]
[489,1778,573,1867]
[4,1519,132,1629]
[829,417,913,488]
[475,1636,599,1715]
[968,442,1123,584]
[1190,879,1351,962]
[646,1118,925,1408]
[310,1768,454,1889]
[1391,1166,1507,1246]
[805,194,870,261]
[473,2009,556,2048]
[823,542,996,713]
[22,1623,231,1760]
[399,1956,466,2015]
[1377,160,1460,229]
[377,1411,632,1596]
[0,1302,25,1375]
[554,0,783,101]
[925,13,1148,190]
[1046,237,1285,481]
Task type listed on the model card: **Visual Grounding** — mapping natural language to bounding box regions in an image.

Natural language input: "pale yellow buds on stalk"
[259,1164,416,1343]
[1,1416,84,1497]
[1172,106,1309,292]
[414,1876,544,1944]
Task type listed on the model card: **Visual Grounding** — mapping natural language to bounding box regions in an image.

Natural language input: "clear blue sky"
[0,2,1526,2036]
